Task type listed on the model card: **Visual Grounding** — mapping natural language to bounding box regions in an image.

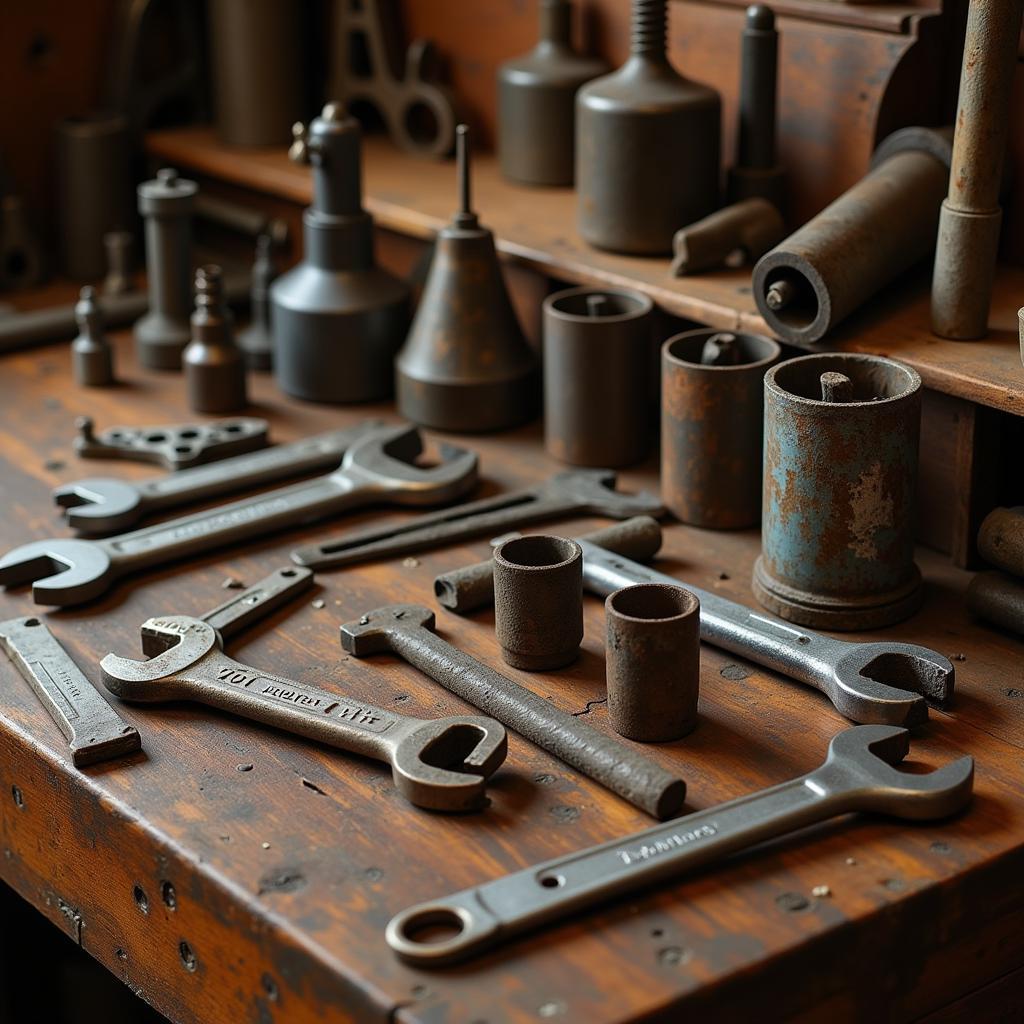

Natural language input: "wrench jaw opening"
[53,479,141,534]
[386,894,501,966]
[392,717,509,813]
[100,616,217,703]
[0,539,112,606]
[824,725,975,821]
[340,604,436,656]
[831,642,956,727]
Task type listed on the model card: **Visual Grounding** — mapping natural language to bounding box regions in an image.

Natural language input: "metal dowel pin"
[586,294,609,318]
[700,332,739,366]
[820,371,854,403]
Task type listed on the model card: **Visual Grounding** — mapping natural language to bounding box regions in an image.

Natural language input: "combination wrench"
[386,725,974,965]
[54,420,383,534]
[0,424,478,607]
[101,614,507,812]
[577,542,955,727]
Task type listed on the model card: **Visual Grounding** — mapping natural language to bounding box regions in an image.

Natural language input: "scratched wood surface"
[147,128,1024,419]
[0,332,1024,1024]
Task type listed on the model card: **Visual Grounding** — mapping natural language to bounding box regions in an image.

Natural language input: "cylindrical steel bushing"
[966,571,1024,636]
[605,583,700,742]
[543,287,654,467]
[752,127,952,345]
[497,0,608,186]
[754,353,923,630]
[661,329,780,528]
[493,536,583,671]
[55,113,134,280]
[135,168,198,370]
[977,507,1024,576]
[207,0,306,147]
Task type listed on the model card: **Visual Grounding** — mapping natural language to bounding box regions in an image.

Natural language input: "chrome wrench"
[386,726,974,965]
[578,541,954,727]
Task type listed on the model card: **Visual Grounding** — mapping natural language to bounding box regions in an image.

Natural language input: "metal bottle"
[238,234,278,371]
[576,0,721,255]
[71,287,115,387]
[134,167,198,371]
[183,265,247,414]
[726,5,786,212]
[396,125,539,432]
[270,103,411,403]
[497,0,609,186]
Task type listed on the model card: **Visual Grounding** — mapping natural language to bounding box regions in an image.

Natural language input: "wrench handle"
[292,488,572,569]
[136,423,381,512]
[387,770,840,965]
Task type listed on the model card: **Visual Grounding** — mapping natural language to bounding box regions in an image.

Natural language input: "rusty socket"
[661,329,781,528]
[606,584,700,742]
[493,536,583,671]
[543,287,654,467]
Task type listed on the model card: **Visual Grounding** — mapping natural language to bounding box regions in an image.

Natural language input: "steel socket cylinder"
[661,329,781,528]
[605,583,700,742]
[754,353,923,630]
[55,113,134,281]
[543,287,654,467]
[493,536,583,671]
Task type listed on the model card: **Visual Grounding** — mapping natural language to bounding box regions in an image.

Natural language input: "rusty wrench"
[578,542,954,726]
[54,421,384,534]
[0,424,478,607]
[386,725,974,965]
[101,614,507,812]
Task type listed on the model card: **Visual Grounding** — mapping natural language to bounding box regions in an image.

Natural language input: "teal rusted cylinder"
[753,353,923,630]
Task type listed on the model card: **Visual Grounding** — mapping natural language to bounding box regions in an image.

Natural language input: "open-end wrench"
[0,617,142,767]
[54,421,383,534]
[386,725,974,965]
[291,470,665,570]
[101,615,507,812]
[578,542,954,727]
[0,424,478,607]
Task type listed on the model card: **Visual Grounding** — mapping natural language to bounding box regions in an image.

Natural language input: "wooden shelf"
[147,127,1024,417]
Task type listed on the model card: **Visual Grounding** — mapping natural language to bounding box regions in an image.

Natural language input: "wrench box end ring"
[386,901,496,965]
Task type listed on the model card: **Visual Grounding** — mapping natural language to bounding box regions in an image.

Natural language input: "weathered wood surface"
[147,128,1024,418]
[0,333,1023,1023]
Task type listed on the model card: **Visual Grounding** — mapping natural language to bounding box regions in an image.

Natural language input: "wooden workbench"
[1,331,1023,1022]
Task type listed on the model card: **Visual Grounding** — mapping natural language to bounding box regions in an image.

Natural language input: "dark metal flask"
[576,0,721,255]
[498,0,608,186]
[754,353,923,630]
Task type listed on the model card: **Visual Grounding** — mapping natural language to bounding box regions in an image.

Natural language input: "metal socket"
[543,287,654,467]
[606,583,700,742]
[755,353,923,630]
[661,329,781,529]
[493,536,583,671]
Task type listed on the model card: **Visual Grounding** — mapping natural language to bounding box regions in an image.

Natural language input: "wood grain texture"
[0,332,1023,1022]
[147,128,1024,416]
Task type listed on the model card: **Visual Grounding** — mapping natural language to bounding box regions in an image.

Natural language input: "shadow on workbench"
[0,883,166,1024]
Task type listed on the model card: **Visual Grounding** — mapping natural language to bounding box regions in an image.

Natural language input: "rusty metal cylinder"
[661,329,781,528]
[497,0,608,186]
[931,0,1023,340]
[543,287,654,467]
[977,507,1024,576]
[576,0,721,254]
[753,127,952,346]
[493,536,583,671]
[754,353,923,630]
[208,0,307,146]
[966,571,1024,636]
[605,583,700,742]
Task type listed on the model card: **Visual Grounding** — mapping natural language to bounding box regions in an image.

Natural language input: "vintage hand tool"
[434,516,663,615]
[578,541,954,726]
[386,725,974,965]
[0,425,478,607]
[0,617,141,767]
[73,415,268,471]
[292,469,664,570]
[102,614,506,812]
[340,605,686,819]
[328,0,457,158]
[55,421,382,534]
